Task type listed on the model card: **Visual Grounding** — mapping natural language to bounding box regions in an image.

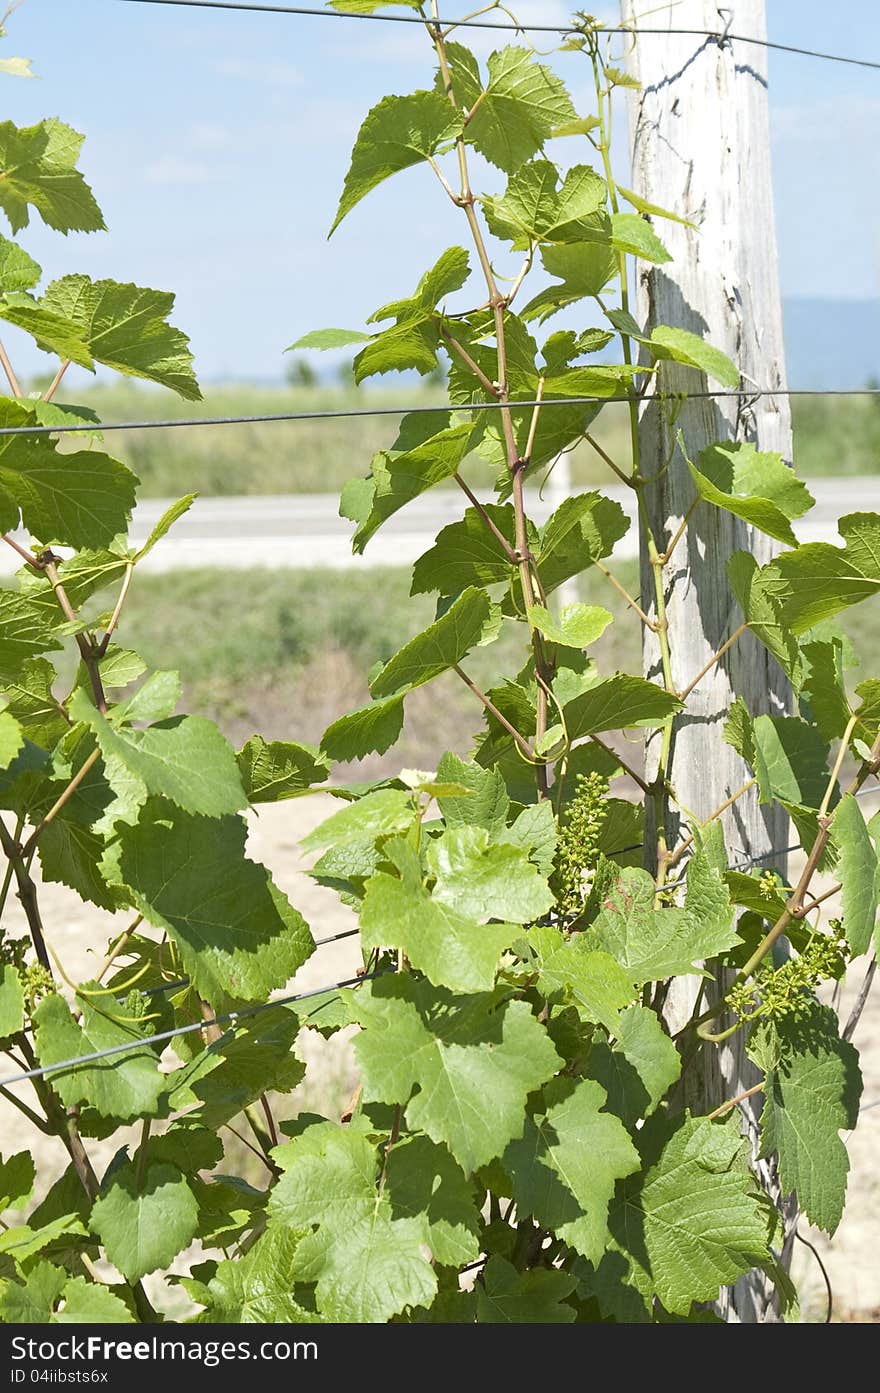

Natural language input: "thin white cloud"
[211,56,303,88]
[144,157,227,186]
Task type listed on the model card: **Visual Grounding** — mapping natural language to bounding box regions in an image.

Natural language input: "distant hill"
[783,299,880,391]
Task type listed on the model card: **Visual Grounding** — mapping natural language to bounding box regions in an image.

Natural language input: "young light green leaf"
[352,975,562,1172]
[588,866,740,983]
[90,1161,199,1283]
[110,802,314,1007]
[182,1227,321,1324]
[650,326,739,387]
[237,734,330,803]
[504,1077,639,1263]
[301,787,415,851]
[750,1004,861,1235]
[0,233,40,292]
[441,44,576,173]
[427,825,554,922]
[523,234,618,322]
[33,989,165,1121]
[688,441,813,545]
[610,211,671,263]
[616,183,695,226]
[435,752,509,833]
[370,586,500,698]
[134,494,197,560]
[360,870,518,993]
[527,603,612,649]
[0,708,23,769]
[40,276,200,400]
[482,160,606,249]
[0,118,105,234]
[287,327,372,350]
[269,1122,437,1322]
[331,90,462,233]
[537,940,635,1033]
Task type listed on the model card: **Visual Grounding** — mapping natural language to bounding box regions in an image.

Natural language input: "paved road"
[2,478,876,574]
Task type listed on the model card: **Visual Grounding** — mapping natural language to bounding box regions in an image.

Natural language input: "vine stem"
[0,339,22,397]
[453,665,535,760]
[430,3,552,794]
[697,729,880,1041]
[43,358,71,403]
[440,326,500,397]
[2,531,40,569]
[0,817,51,971]
[97,562,134,655]
[453,472,518,560]
[665,777,757,872]
[21,749,101,858]
[706,1081,765,1122]
[43,559,108,713]
[594,559,656,629]
[583,430,634,488]
[677,624,748,703]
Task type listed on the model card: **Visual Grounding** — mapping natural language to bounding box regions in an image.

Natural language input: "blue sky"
[2,0,879,383]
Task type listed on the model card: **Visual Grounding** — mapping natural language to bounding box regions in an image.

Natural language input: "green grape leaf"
[352,976,562,1171]
[563,672,681,740]
[109,802,314,1007]
[441,44,576,173]
[90,1161,199,1283]
[370,586,500,698]
[385,1133,481,1268]
[762,513,880,633]
[0,293,94,365]
[0,590,60,673]
[727,550,802,682]
[834,793,878,956]
[607,1115,769,1314]
[70,686,246,819]
[800,638,853,744]
[183,1227,321,1324]
[750,1003,862,1234]
[269,1122,437,1322]
[411,503,518,598]
[0,233,41,291]
[688,441,813,545]
[40,275,200,400]
[610,211,671,263]
[435,752,509,833]
[0,1261,131,1324]
[750,713,830,809]
[527,603,612,649]
[359,870,517,993]
[49,1275,133,1324]
[166,1006,305,1127]
[2,657,67,748]
[287,327,372,350]
[0,963,24,1041]
[0,708,23,769]
[6,449,136,553]
[331,90,462,233]
[0,1150,34,1211]
[33,988,165,1121]
[588,1004,681,1125]
[482,160,606,249]
[134,493,197,560]
[536,490,630,593]
[237,735,330,803]
[320,693,405,763]
[588,867,741,984]
[32,740,121,911]
[348,417,476,550]
[0,119,105,233]
[367,246,470,324]
[616,183,695,226]
[536,938,635,1033]
[475,1256,575,1322]
[649,326,739,387]
[504,1077,639,1262]
[426,825,553,922]
[301,787,415,851]
[523,234,617,323]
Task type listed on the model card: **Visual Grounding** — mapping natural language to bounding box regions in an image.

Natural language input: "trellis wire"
[0,966,390,1091]
[115,0,880,70]
[2,387,879,440]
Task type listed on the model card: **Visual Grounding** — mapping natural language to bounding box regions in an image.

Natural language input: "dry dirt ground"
[2,797,878,1322]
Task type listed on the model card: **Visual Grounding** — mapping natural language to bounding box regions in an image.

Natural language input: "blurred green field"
[68,381,879,498]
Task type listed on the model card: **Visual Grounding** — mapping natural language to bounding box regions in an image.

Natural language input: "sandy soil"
[2,798,877,1321]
